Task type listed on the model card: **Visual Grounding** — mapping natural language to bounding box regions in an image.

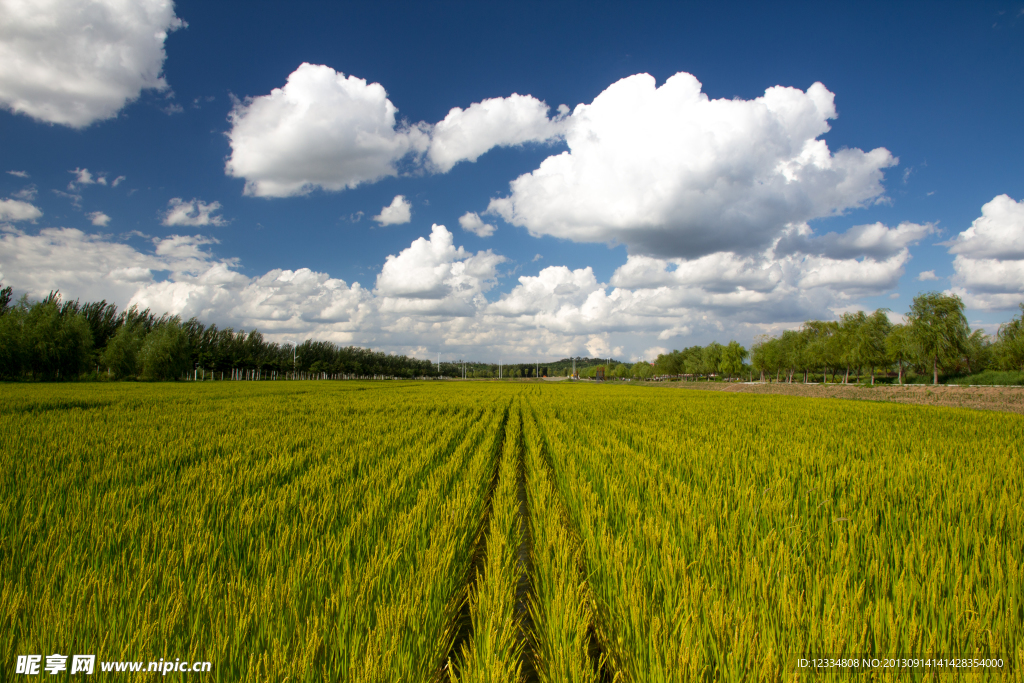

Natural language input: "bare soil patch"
[646,380,1024,415]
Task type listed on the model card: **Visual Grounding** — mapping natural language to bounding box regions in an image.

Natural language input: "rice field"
[1,381,1021,681]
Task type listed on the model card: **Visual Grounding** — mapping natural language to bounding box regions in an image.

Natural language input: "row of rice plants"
[448,398,525,682]
[529,384,1024,681]
[0,382,507,681]
[521,400,605,683]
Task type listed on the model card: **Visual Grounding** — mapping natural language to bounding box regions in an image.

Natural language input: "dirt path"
[645,380,1024,415]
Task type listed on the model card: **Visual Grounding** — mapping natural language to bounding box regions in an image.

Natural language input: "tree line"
[2,285,1022,384]
[652,293,1024,385]
[0,287,450,381]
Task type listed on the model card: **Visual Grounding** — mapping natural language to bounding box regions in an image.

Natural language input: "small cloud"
[902,167,912,184]
[348,211,364,223]
[458,211,496,237]
[69,167,96,188]
[52,189,82,208]
[917,270,939,281]
[926,191,935,196]
[0,198,43,222]
[162,198,227,227]
[162,103,184,115]
[111,175,126,187]
[68,167,109,188]
[888,292,900,299]
[86,211,111,226]
[532,253,543,262]
[373,195,412,226]
[7,170,29,178]
[13,185,37,201]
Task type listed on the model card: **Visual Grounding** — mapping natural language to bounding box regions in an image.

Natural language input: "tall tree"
[0,285,12,315]
[996,303,1024,372]
[720,340,748,380]
[907,292,970,385]
[860,309,892,385]
[884,323,915,385]
[838,312,867,383]
[702,342,724,380]
[139,320,190,381]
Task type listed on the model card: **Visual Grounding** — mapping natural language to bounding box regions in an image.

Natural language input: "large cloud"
[225,64,566,197]
[487,73,896,258]
[947,195,1024,310]
[225,63,430,197]
[0,0,184,128]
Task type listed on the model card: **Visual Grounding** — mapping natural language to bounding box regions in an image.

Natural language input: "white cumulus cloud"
[0,198,42,221]
[487,72,896,259]
[224,64,568,197]
[458,211,496,237]
[427,94,566,173]
[944,194,1024,259]
[947,195,1024,310]
[0,0,185,128]
[225,63,429,197]
[917,270,938,281]
[375,223,504,317]
[162,198,227,227]
[373,195,412,225]
[86,210,110,226]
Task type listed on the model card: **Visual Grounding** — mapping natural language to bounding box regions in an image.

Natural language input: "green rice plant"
[521,403,605,683]
[448,399,525,683]
[529,384,1024,682]
[3,380,1021,682]
[0,381,505,681]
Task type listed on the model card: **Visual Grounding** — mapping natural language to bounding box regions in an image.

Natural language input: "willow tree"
[907,292,969,385]
[885,323,915,385]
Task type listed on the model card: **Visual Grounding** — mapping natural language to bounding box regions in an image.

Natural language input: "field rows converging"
[2,381,1022,681]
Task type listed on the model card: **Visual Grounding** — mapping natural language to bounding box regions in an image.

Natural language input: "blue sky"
[1,0,1022,362]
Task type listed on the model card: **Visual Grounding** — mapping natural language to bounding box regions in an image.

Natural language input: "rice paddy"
[1,381,1021,681]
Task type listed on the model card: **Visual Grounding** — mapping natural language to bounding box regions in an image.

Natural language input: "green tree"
[22,295,93,380]
[837,311,868,383]
[102,324,146,379]
[961,329,992,375]
[701,342,724,380]
[860,309,892,385]
[631,362,653,380]
[885,323,915,385]
[720,340,748,380]
[996,303,1024,371]
[0,293,25,378]
[139,321,190,381]
[907,292,970,384]
[750,335,773,382]
[653,351,681,376]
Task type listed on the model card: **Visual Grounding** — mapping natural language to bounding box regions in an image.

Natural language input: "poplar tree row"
[0,288,442,381]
